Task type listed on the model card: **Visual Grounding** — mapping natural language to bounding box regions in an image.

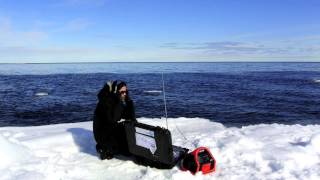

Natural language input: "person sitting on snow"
[93,81,137,160]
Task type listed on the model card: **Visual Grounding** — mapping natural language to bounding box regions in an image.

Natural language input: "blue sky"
[0,0,319,63]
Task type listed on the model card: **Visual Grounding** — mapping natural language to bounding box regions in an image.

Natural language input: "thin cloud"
[231,24,320,40]
[160,43,180,48]
[0,46,109,63]
[0,17,11,31]
[281,35,320,43]
[160,41,320,58]
[195,42,263,52]
[0,46,101,55]
[32,18,93,33]
[0,18,48,46]
[0,46,104,63]
[57,18,93,32]
[161,41,264,52]
[55,0,108,7]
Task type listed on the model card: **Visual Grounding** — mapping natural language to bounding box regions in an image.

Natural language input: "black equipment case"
[124,121,189,168]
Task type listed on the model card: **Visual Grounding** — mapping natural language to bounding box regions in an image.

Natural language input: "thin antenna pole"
[161,73,196,148]
[162,73,169,129]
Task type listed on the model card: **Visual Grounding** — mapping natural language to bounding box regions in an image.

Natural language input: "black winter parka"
[93,84,136,153]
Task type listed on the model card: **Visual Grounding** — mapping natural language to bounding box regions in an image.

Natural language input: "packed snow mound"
[0,118,320,180]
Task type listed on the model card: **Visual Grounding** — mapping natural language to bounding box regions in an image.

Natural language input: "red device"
[181,147,216,175]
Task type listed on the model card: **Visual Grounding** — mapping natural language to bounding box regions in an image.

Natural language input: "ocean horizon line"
[1,61,320,64]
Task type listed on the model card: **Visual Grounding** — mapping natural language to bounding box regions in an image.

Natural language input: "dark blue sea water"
[1,62,320,127]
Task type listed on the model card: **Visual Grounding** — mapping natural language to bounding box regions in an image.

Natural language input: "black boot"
[96,144,114,160]
[100,150,114,160]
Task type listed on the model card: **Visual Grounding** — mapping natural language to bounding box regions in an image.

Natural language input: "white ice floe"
[143,90,162,93]
[34,92,49,96]
[0,118,319,180]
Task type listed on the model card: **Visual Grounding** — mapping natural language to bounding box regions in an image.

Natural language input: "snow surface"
[1,117,320,180]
